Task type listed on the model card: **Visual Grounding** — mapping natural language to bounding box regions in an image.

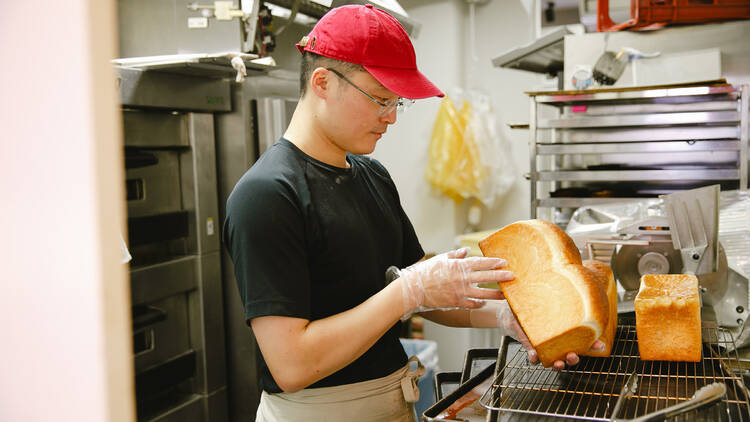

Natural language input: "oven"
[120,67,231,422]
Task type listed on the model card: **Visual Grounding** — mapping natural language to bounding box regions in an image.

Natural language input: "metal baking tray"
[423,357,497,422]
[434,371,463,402]
[433,348,501,403]
[481,319,750,421]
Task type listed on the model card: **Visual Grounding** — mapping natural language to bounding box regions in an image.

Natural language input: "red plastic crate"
[597,0,750,32]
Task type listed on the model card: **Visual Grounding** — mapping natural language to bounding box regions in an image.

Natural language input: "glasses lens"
[379,99,416,117]
[379,99,399,117]
[397,99,415,114]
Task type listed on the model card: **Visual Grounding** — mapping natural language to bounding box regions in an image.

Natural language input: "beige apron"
[256,356,425,422]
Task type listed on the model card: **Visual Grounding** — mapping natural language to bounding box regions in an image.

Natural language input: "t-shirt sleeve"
[223,175,311,322]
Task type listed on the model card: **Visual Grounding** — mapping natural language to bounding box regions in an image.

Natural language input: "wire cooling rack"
[480,319,750,421]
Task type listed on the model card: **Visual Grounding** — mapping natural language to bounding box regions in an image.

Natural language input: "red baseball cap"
[296,4,444,99]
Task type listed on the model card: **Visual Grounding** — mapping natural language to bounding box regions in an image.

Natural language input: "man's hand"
[511,320,606,370]
[485,298,607,370]
[397,247,513,317]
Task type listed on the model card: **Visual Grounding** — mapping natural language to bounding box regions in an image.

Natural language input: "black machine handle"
[124,149,159,169]
[132,305,167,332]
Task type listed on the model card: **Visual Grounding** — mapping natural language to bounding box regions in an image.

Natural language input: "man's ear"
[309,67,331,100]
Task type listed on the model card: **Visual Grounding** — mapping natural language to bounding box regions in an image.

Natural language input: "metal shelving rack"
[526,83,749,224]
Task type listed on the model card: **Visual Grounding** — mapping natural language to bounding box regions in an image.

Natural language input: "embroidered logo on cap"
[299,35,309,47]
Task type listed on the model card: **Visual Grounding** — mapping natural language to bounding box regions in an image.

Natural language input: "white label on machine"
[206,217,215,236]
[188,17,209,29]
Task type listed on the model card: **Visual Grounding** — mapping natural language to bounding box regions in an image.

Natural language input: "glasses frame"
[326,68,414,117]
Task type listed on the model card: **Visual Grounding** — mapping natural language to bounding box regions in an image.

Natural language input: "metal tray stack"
[480,320,750,421]
[526,82,748,225]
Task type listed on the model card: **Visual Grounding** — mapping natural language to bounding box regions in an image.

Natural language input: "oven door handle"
[132,305,167,332]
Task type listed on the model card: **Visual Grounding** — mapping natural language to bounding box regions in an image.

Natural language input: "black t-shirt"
[223,138,424,393]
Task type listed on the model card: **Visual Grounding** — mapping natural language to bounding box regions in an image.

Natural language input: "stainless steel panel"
[741,85,749,191]
[189,252,227,394]
[537,140,740,155]
[537,197,647,208]
[532,85,740,104]
[114,53,272,79]
[220,267,261,421]
[529,94,539,218]
[549,126,739,143]
[148,394,204,422]
[118,0,250,58]
[181,113,221,255]
[126,151,183,218]
[130,256,199,305]
[490,26,571,75]
[215,88,257,206]
[117,67,232,112]
[537,169,740,182]
[567,100,738,115]
[123,110,189,148]
[538,111,740,129]
[562,151,740,170]
[257,97,297,155]
[135,294,191,372]
[204,387,229,422]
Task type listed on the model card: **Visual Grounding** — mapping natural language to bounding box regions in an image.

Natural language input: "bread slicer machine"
[566,185,750,347]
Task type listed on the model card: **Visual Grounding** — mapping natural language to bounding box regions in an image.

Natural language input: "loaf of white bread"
[581,260,618,358]
[479,220,609,367]
[635,274,702,362]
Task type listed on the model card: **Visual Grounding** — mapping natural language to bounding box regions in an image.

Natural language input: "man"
[223,5,600,421]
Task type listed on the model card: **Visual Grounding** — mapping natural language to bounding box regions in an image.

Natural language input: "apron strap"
[400,355,425,403]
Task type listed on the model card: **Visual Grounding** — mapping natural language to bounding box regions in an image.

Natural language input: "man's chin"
[352,138,379,155]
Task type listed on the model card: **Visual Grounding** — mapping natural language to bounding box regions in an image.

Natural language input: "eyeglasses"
[326,68,415,117]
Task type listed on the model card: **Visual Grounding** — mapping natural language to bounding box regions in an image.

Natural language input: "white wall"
[372,0,466,254]
[0,2,134,421]
[372,0,544,371]
[563,20,750,90]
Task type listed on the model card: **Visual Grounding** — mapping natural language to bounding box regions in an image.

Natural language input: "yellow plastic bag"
[425,97,484,203]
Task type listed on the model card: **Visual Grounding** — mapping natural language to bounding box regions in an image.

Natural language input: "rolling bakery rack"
[525,81,749,226]
[424,319,750,421]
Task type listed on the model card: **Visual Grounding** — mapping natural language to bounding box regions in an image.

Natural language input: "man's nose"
[380,107,397,124]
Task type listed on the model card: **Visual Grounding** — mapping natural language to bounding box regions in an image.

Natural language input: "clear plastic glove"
[397,247,512,319]
[470,300,606,370]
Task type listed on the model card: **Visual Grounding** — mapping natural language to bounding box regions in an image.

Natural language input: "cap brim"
[364,65,444,99]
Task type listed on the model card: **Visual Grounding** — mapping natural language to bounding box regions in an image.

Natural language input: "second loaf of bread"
[479,219,609,367]
[581,260,617,357]
[635,274,702,362]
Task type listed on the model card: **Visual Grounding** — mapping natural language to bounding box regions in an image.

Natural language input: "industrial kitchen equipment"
[567,185,748,328]
[525,82,748,226]
[424,320,750,421]
[120,66,231,422]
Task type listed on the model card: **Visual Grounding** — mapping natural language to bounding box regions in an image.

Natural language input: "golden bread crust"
[479,219,609,367]
[635,274,701,362]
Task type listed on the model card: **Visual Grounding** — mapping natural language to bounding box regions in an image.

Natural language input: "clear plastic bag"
[425,91,515,207]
